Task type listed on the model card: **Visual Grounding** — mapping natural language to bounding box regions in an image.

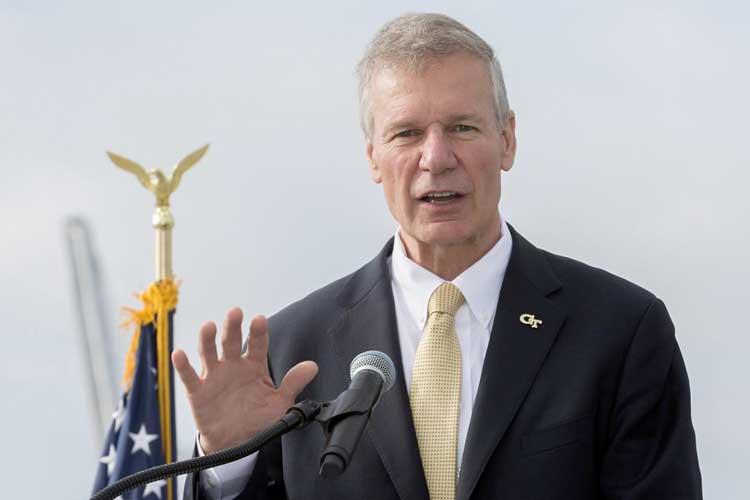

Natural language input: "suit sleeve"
[600,297,702,499]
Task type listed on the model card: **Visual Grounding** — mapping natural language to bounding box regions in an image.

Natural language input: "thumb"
[279,360,319,400]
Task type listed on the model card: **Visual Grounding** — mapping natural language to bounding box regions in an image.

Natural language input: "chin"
[413,222,477,247]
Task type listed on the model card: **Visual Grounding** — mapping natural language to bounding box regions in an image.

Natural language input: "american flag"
[92,315,176,500]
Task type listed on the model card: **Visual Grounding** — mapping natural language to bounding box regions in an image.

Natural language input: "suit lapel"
[330,239,430,500]
[456,225,567,500]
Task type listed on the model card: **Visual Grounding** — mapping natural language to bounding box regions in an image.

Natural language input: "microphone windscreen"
[349,351,397,392]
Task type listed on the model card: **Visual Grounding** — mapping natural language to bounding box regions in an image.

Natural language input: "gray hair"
[356,13,511,140]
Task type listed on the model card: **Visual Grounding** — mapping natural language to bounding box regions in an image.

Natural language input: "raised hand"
[172,307,318,454]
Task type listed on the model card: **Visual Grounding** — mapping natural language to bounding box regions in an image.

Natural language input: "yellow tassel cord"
[122,279,179,500]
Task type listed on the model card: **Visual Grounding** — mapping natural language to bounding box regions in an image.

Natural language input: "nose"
[418,125,458,174]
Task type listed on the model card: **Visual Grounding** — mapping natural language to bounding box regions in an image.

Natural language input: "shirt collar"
[390,216,513,330]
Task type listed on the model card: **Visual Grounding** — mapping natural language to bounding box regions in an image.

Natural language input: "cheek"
[380,157,414,199]
[377,166,406,214]
[483,171,502,200]
[471,163,502,207]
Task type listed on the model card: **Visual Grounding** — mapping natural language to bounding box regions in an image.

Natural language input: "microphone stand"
[90,384,379,500]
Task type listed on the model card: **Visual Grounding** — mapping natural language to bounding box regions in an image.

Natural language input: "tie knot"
[427,282,465,317]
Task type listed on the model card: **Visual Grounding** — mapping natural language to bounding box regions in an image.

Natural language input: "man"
[173,13,702,500]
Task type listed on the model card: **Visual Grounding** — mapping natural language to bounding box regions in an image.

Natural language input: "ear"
[366,142,382,184]
[500,111,517,173]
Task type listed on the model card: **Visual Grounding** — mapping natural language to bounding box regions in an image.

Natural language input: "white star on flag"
[112,398,126,432]
[99,444,117,476]
[129,424,159,456]
[143,479,167,499]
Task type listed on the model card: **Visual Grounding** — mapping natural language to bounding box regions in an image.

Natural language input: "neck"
[399,219,502,281]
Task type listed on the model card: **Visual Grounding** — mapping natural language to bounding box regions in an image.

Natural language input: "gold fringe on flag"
[121,279,179,500]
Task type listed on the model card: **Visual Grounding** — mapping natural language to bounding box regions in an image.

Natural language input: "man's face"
[366,53,517,252]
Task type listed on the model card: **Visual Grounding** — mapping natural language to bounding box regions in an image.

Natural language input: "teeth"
[422,191,460,203]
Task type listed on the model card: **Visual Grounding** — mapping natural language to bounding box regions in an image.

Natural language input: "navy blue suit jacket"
[185,223,702,499]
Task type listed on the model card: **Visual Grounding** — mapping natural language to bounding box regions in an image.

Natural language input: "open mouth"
[419,191,464,203]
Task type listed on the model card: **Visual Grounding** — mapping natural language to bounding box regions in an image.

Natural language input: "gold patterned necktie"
[410,282,465,500]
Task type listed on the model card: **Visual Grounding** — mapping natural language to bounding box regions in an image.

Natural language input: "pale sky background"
[1,1,748,498]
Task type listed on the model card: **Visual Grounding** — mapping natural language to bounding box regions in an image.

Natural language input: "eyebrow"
[444,113,486,125]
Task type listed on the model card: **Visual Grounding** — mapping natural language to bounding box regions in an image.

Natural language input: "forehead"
[369,53,496,133]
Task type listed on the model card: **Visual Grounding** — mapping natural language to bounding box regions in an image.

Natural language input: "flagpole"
[105,144,209,500]
[154,206,174,281]
[155,200,175,500]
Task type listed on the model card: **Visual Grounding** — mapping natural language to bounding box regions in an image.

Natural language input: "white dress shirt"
[199,217,513,500]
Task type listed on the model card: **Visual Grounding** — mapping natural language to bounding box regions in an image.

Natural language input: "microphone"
[318,350,396,478]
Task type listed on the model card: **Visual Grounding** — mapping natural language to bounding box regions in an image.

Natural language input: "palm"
[172,308,318,454]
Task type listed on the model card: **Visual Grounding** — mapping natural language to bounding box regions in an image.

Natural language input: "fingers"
[244,315,270,369]
[220,307,244,360]
[198,321,219,372]
[279,360,319,399]
[172,349,201,393]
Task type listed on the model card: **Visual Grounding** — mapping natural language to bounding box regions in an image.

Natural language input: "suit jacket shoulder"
[506,226,670,353]
[543,247,656,310]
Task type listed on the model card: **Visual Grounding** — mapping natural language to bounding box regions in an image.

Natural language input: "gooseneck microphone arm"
[89,400,322,500]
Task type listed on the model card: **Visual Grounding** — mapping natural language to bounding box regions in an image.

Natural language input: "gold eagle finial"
[106,144,209,207]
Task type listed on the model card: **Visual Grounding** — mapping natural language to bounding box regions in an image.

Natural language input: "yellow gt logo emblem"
[519,313,543,329]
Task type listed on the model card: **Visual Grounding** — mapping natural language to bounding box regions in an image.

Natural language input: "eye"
[392,129,420,140]
[452,124,476,133]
